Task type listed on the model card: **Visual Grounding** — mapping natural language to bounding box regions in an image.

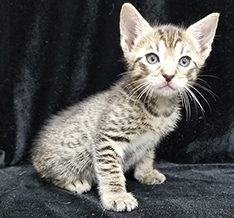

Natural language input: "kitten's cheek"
[171,79,187,90]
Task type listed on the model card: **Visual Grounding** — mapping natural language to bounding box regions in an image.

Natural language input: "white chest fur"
[119,111,179,172]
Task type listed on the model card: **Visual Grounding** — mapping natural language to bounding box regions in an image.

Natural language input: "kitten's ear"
[186,13,219,55]
[120,3,151,53]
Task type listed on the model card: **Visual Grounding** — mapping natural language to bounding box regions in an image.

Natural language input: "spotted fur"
[31,3,219,212]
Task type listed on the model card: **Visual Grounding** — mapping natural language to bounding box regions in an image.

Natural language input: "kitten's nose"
[162,74,174,82]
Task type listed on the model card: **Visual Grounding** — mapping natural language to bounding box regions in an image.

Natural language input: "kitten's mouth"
[159,83,175,90]
[156,83,179,96]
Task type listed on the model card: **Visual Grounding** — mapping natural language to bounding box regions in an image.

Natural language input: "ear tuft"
[120,3,151,53]
[186,13,219,53]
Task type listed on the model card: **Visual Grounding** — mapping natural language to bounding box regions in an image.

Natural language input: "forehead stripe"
[173,38,182,48]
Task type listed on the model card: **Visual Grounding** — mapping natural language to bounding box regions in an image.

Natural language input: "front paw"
[101,192,138,212]
[135,169,166,185]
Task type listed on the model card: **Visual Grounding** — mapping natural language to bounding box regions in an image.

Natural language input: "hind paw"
[59,179,91,194]
[135,169,166,185]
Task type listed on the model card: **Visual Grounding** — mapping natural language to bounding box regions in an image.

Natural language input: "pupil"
[151,55,155,62]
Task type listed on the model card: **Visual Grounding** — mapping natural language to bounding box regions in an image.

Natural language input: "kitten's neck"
[144,95,179,117]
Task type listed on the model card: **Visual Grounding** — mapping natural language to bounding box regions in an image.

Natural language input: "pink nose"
[162,74,174,82]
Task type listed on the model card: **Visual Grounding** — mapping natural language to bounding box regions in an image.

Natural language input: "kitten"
[31,3,219,212]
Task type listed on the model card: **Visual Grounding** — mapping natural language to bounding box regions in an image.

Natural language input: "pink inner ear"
[125,29,137,51]
[125,38,135,51]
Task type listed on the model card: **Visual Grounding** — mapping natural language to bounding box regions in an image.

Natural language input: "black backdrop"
[1,0,234,168]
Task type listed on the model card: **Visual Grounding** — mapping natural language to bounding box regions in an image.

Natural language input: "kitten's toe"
[135,169,166,185]
[60,179,91,194]
[101,192,138,212]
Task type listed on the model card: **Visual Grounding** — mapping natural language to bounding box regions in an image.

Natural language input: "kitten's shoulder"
[40,77,127,131]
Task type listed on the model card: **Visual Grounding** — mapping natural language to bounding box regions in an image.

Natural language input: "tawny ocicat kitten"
[31,3,219,212]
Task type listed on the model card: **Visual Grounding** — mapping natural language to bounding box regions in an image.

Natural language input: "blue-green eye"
[179,56,191,67]
[146,53,159,64]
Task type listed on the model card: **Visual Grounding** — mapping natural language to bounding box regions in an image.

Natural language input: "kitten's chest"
[148,111,179,133]
[119,131,157,171]
[121,112,179,171]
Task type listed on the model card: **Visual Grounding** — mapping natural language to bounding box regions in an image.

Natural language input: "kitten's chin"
[154,85,179,97]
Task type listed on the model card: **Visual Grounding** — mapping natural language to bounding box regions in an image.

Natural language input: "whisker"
[187,84,212,112]
[184,88,200,118]
[135,84,151,106]
[145,85,155,111]
[180,91,188,121]
[128,82,149,102]
[117,72,128,78]
[117,57,126,63]
[143,84,154,106]
[128,81,148,93]
[193,82,217,100]
[198,74,220,80]
[124,78,147,89]
[179,89,191,121]
[184,86,205,117]
[178,90,185,112]
[196,78,210,87]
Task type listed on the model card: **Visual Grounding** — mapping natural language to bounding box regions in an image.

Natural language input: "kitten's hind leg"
[57,178,91,194]
[134,150,166,185]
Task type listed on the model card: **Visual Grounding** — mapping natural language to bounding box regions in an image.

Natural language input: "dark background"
[0,0,234,167]
[1,1,234,218]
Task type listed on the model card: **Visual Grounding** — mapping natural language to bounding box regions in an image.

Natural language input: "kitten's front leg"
[134,150,166,185]
[95,143,138,212]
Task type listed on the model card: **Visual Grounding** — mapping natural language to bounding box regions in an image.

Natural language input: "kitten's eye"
[179,56,191,67]
[146,53,159,64]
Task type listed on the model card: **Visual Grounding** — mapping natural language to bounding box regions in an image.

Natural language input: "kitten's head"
[120,3,219,98]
